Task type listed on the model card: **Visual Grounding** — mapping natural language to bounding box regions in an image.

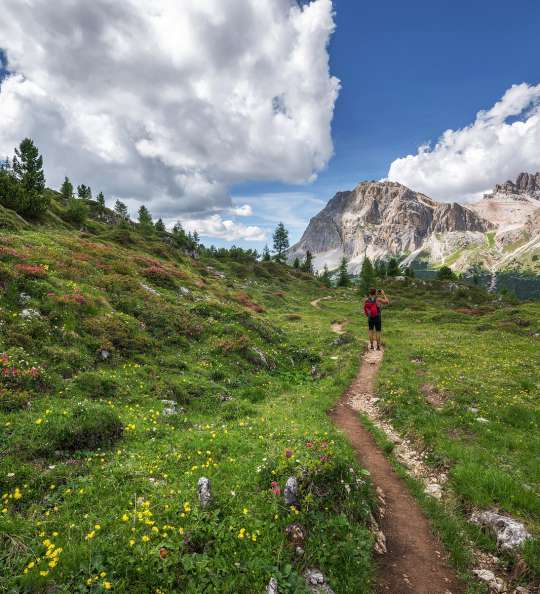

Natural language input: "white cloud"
[181,215,266,242]
[227,204,253,217]
[0,0,339,217]
[388,83,540,202]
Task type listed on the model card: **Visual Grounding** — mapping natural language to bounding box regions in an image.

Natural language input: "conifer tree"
[262,245,271,261]
[77,184,92,201]
[12,138,49,217]
[320,264,332,287]
[66,194,89,225]
[138,205,154,232]
[114,200,129,222]
[374,259,387,278]
[386,257,400,277]
[155,218,166,234]
[360,255,376,294]
[301,250,314,274]
[96,192,105,210]
[272,222,289,262]
[60,177,73,202]
[293,257,300,269]
[337,257,350,287]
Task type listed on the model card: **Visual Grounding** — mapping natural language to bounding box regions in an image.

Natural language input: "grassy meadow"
[376,281,540,584]
[0,224,375,593]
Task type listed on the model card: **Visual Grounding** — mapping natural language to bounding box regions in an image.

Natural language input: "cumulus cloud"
[181,215,266,242]
[0,0,339,217]
[388,83,540,202]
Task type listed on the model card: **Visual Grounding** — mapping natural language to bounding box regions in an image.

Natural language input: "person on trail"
[364,287,389,351]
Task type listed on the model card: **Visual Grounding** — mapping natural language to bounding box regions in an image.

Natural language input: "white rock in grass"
[21,308,40,319]
[471,510,531,551]
[475,417,489,423]
[161,399,180,416]
[140,282,159,296]
[472,569,505,592]
[266,577,279,594]
[284,477,299,509]
[197,477,212,508]
[303,569,334,594]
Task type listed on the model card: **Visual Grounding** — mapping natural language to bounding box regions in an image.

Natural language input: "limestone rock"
[197,477,212,509]
[303,569,334,594]
[284,477,300,509]
[21,308,40,319]
[471,510,531,551]
[266,577,279,594]
[472,569,505,592]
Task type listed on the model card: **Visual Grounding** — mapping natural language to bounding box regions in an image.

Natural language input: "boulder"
[471,510,531,551]
[284,477,300,509]
[303,569,334,594]
[266,577,279,594]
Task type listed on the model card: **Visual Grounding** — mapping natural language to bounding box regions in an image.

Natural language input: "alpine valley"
[288,172,540,293]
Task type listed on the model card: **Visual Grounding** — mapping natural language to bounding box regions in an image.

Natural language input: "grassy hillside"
[0,210,376,593]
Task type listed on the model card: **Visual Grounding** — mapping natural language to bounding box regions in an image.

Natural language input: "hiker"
[364,287,389,350]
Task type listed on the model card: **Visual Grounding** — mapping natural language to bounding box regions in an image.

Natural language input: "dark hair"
[368,287,376,295]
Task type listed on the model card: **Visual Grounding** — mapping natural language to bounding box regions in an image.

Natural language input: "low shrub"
[73,371,120,399]
[41,401,123,453]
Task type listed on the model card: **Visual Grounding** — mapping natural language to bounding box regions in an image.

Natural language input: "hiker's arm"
[363,300,369,316]
[378,291,389,305]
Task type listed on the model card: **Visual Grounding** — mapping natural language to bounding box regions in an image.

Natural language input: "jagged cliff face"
[288,181,492,273]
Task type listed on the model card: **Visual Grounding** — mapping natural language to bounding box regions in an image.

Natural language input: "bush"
[73,371,120,399]
[437,266,455,280]
[41,401,123,453]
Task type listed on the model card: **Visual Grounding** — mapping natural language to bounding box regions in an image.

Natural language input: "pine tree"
[77,184,92,201]
[337,257,350,287]
[155,218,166,234]
[272,222,289,262]
[293,257,300,269]
[138,205,154,232]
[437,266,455,281]
[114,200,129,222]
[60,177,73,202]
[374,259,387,278]
[386,257,400,277]
[262,245,271,261]
[0,157,11,171]
[320,264,332,287]
[360,256,376,294]
[66,194,89,225]
[301,250,314,274]
[404,265,415,278]
[96,192,105,209]
[12,138,49,217]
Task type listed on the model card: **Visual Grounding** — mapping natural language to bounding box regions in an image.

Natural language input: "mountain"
[289,174,540,277]
[288,180,493,273]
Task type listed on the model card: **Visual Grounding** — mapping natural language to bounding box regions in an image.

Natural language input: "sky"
[1,0,539,251]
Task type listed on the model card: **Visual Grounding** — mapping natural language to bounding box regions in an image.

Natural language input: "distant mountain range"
[288,172,540,277]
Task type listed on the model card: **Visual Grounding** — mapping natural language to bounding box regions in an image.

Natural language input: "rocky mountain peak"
[288,180,492,273]
[486,171,540,200]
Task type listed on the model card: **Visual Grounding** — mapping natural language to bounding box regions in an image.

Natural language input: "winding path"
[330,348,463,594]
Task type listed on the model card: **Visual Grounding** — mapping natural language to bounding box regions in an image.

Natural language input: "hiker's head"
[368,287,376,296]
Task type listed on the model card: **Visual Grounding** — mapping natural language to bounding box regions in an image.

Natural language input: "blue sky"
[229,0,540,250]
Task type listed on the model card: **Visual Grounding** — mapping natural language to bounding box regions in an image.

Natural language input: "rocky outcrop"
[288,181,492,273]
[488,172,540,199]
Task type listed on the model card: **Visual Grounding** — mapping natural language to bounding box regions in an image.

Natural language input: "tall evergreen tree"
[138,205,154,232]
[386,257,400,277]
[337,257,350,287]
[77,184,92,201]
[60,177,73,202]
[272,222,289,262]
[293,257,300,269]
[360,256,376,294]
[320,264,332,287]
[155,218,166,234]
[374,259,387,278]
[12,138,49,217]
[262,245,271,262]
[301,250,314,274]
[436,266,455,281]
[66,194,89,226]
[114,200,129,222]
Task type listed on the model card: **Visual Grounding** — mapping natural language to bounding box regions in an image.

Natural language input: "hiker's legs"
[368,329,375,347]
[375,316,382,350]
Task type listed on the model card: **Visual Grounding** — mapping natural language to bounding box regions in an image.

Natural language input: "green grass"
[0,223,375,593]
[375,280,540,582]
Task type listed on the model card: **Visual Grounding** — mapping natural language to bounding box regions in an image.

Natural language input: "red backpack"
[365,297,379,318]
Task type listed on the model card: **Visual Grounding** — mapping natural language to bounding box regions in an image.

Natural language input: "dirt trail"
[310,295,333,308]
[330,349,463,594]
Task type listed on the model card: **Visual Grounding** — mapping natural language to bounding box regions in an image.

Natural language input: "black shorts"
[368,315,381,331]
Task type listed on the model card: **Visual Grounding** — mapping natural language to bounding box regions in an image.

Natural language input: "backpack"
[365,297,379,318]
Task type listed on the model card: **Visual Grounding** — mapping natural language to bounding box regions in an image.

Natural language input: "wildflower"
[285,449,293,458]
[238,528,246,539]
[39,570,49,576]
[103,582,112,590]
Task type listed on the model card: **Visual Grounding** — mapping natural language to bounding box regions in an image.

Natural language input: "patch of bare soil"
[421,383,449,409]
[330,320,346,334]
[330,349,463,594]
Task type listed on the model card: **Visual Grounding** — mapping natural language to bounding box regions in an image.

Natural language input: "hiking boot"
[376,345,381,351]
[370,344,374,350]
